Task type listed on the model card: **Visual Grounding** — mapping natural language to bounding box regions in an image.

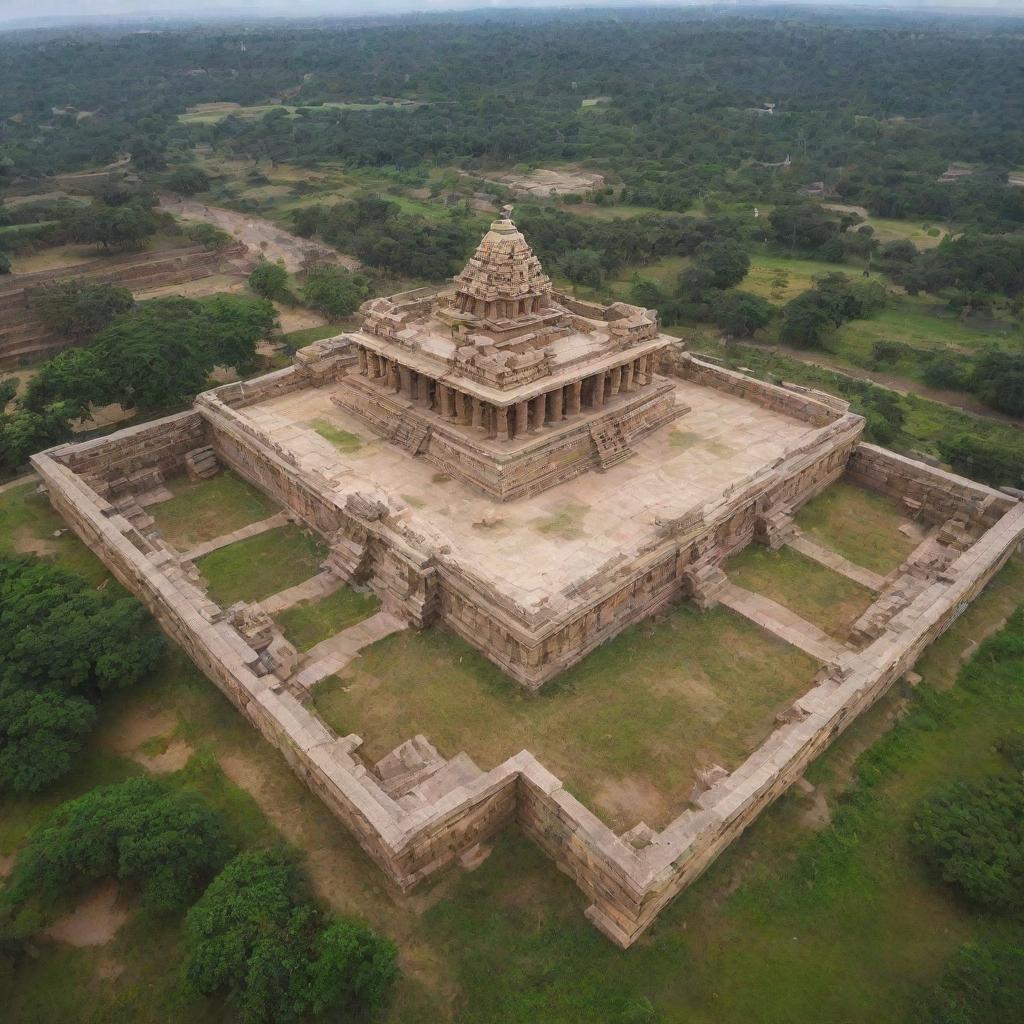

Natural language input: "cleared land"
[794,479,917,574]
[4,476,1024,1023]
[177,99,416,125]
[313,605,819,830]
[725,544,877,638]
[195,524,327,605]
[275,587,380,651]
[149,471,278,550]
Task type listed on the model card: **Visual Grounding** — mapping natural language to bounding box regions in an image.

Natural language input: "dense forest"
[2,9,1024,225]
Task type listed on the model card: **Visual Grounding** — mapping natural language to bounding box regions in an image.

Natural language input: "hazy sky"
[2,0,1023,27]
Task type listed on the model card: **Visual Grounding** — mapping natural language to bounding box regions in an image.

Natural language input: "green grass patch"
[311,418,364,453]
[149,470,278,550]
[795,479,917,574]
[195,524,327,605]
[279,324,341,347]
[275,587,380,651]
[533,502,589,541]
[313,604,817,830]
[726,544,876,637]
[0,481,112,586]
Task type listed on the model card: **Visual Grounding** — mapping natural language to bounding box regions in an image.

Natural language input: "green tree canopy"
[34,280,134,344]
[6,775,233,912]
[0,557,163,792]
[300,265,371,320]
[248,260,291,302]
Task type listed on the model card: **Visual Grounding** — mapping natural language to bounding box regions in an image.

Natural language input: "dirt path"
[45,880,131,947]
[159,194,360,273]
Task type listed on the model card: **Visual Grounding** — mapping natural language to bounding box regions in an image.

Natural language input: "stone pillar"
[644,353,655,380]
[547,386,564,422]
[386,360,399,392]
[495,405,510,442]
[622,360,634,393]
[609,365,622,397]
[515,400,530,436]
[531,393,547,431]
[568,379,583,416]
[418,375,432,409]
[591,373,605,409]
[455,390,470,425]
[398,365,412,397]
[471,397,484,431]
[633,357,646,386]
[357,347,368,375]
[438,383,453,419]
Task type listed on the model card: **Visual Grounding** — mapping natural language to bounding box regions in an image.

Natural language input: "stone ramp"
[788,532,887,592]
[180,511,290,562]
[718,582,846,663]
[293,610,406,689]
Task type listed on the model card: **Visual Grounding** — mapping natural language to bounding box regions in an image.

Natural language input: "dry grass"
[313,603,818,831]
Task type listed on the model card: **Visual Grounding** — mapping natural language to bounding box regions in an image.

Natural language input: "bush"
[6,776,232,912]
[0,556,163,792]
[938,434,1024,489]
[710,290,773,337]
[186,222,233,250]
[972,350,1024,417]
[0,251,10,274]
[184,848,398,1023]
[911,773,1024,910]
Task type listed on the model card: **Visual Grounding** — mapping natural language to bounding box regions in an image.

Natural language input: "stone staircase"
[372,735,484,812]
[589,420,634,470]
[389,416,431,456]
[184,445,219,480]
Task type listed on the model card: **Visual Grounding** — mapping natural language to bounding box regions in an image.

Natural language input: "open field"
[3,475,1024,1022]
[725,544,877,637]
[794,479,918,574]
[314,605,819,830]
[8,232,189,274]
[178,99,417,125]
[148,470,278,550]
[195,524,327,605]
[742,252,876,302]
[275,587,380,650]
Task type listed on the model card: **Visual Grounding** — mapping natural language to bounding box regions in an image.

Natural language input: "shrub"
[308,919,399,1016]
[248,260,291,302]
[6,776,232,912]
[911,773,1024,910]
[301,265,371,319]
[166,166,210,196]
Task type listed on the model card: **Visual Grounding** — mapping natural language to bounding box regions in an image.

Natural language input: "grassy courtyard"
[195,524,327,606]
[725,544,877,638]
[3,476,1024,1023]
[149,470,278,550]
[275,586,380,651]
[313,605,819,830]
[794,478,918,574]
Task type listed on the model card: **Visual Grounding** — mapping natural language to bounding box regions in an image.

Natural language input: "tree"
[710,290,773,337]
[34,280,134,343]
[917,937,1024,1024]
[779,292,835,347]
[166,166,210,196]
[249,260,291,302]
[558,248,604,288]
[308,920,399,1016]
[184,848,398,1023]
[0,252,10,275]
[0,557,163,792]
[6,776,232,912]
[972,350,1024,417]
[201,294,277,373]
[694,241,750,289]
[0,403,75,475]
[911,772,1024,910]
[301,266,371,320]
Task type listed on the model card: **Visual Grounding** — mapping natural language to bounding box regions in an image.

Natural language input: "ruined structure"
[32,213,1024,947]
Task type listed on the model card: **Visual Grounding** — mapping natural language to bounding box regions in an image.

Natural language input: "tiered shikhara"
[333,209,685,500]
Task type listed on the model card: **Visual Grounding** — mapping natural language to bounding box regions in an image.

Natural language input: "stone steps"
[589,420,634,470]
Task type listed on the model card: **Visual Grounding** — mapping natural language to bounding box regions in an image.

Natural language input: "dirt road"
[159,194,360,273]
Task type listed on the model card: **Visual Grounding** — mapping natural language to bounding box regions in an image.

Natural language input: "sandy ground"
[158,195,360,273]
[45,880,131,947]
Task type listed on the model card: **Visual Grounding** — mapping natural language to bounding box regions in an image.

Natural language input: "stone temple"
[33,212,1024,946]
[335,207,680,501]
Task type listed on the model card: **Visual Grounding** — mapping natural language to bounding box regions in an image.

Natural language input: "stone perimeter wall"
[31,354,1024,947]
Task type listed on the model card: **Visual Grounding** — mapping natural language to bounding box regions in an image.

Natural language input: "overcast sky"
[2,0,1023,27]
